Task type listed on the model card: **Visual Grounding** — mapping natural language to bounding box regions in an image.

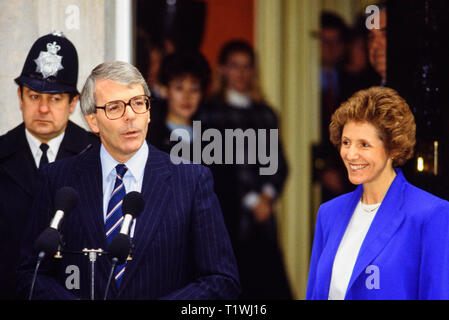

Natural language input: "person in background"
[367,4,387,85]
[0,32,98,299]
[342,15,381,98]
[199,39,291,299]
[307,86,449,300]
[146,41,167,100]
[315,12,354,203]
[320,11,349,134]
[146,51,210,159]
[135,27,171,102]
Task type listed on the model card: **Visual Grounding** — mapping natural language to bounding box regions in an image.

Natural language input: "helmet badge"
[34,41,64,79]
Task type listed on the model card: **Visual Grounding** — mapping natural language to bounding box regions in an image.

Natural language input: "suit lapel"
[345,170,406,297]
[119,145,172,293]
[319,186,362,297]
[75,145,107,249]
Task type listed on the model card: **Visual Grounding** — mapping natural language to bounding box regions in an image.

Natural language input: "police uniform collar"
[0,123,29,160]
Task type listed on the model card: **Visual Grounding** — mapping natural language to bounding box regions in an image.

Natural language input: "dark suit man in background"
[367,5,387,86]
[16,61,240,299]
[0,32,98,299]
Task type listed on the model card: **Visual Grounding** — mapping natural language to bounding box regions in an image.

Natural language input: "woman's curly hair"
[329,86,416,167]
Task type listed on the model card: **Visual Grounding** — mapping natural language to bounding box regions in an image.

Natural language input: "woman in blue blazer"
[307,87,449,300]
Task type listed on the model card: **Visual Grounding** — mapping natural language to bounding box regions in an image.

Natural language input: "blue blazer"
[307,169,449,300]
[16,143,241,300]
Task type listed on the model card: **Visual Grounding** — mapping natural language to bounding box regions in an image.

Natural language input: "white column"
[114,0,133,63]
[255,0,320,299]
[255,0,282,112]
[0,0,107,134]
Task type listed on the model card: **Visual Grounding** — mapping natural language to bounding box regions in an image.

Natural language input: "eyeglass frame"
[94,94,151,120]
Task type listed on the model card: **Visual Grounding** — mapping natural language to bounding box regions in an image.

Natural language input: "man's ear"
[84,113,99,134]
[68,94,79,114]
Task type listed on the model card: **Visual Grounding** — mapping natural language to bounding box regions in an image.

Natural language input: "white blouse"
[328,200,380,300]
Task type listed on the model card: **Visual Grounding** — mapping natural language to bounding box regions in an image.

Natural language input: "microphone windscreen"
[107,233,131,264]
[122,191,145,218]
[34,227,60,256]
[54,186,79,214]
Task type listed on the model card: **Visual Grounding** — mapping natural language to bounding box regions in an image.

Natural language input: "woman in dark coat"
[198,40,292,299]
[146,51,210,161]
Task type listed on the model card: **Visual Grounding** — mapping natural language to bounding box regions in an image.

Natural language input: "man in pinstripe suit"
[16,61,240,299]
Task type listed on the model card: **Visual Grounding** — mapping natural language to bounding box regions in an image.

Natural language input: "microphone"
[104,191,144,300]
[50,186,79,230]
[29,186,79,300]
[107,191,144,262]
[119,191,145,236]
[34,186,79,257]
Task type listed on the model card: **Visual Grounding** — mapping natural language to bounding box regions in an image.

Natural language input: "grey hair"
[80,61,151,115]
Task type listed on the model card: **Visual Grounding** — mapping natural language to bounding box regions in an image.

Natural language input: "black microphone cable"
[28,251,45,300]
[104,257,118,300]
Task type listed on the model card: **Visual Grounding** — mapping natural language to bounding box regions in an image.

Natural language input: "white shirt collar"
[25,128,65,167]
[100,140,149,184]
[226,89,251,108]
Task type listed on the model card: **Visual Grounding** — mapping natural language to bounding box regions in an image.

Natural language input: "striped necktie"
[105,164,127,288]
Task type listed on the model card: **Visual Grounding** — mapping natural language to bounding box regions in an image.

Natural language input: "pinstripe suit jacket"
[16,143,241,299]
[0,121,98,299]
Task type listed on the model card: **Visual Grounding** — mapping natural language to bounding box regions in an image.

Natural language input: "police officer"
[0,32,99,299]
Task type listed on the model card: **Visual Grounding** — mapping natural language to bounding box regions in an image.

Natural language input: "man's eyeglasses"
[95,95,151,120]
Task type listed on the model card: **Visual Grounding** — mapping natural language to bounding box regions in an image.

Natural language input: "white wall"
[0,0,132,135]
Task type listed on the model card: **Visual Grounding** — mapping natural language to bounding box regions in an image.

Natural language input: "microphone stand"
[82,248,104,301]
[30,236,107,300]
[31,237,134,300]
[48,248,106,300]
